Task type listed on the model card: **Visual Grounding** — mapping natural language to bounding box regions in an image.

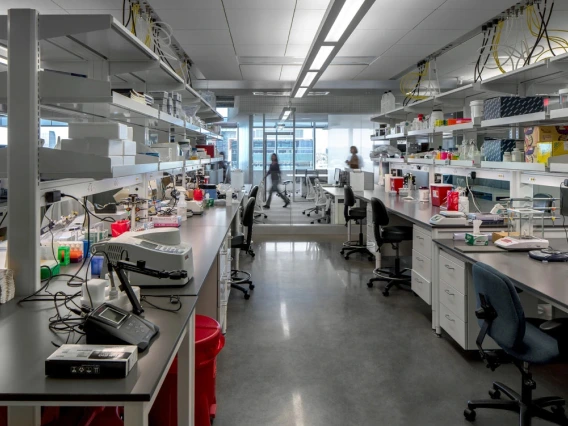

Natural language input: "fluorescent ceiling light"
[325,0,365,42]
[295,88,308,98]
[301,72,318,88]
[282,111,291,120]
[310,46,334,71]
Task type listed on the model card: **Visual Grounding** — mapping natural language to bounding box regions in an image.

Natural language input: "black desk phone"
[84,303,159,352]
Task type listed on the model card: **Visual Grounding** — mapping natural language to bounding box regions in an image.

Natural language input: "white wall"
[327,114,373,181]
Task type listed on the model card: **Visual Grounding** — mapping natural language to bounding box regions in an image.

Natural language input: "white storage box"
[61,138,123,156]
[123,156,135,166]
[122,140,136,156]
[108,156,124,166]
[127,126,134,141]
[69,123,129,140]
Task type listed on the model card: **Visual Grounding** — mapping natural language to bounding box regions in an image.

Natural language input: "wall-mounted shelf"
[481,112,548,128]
[408,158,435,165]
[480,161,546,172]
[385,132,407,139]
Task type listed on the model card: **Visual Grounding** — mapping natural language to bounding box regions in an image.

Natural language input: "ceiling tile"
[280,65,301,80]
[355,57,419,80]
[240,65,283,81]
[357,7,433,30]
[320,65,368,81]
[296,0,330,9]
[154,9,228,30]
[291,9,326,30]
[285,44,310,57]
[51,0,119,9]
[194,57,242,80]
[397,29,468,46]
[288,29,318,44]
[440,0,518,9]
[152,0,223,9]
[181,44,235,57]
[223,0,296,8]
[415,9,503,30]
[226,9,294,31]
[382,44,442,57]
[371,0,445,8]
[236,45,286,56]
[173,29,232,45]
[232,29,290,45]
[339,29,408,56]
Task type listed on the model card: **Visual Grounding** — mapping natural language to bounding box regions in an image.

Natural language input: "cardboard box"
[535,141,568,165]
[465,233,489,246]
[483,97,544,121]
[482,139,520,161]
[524,126,568,163]
[122,140,136,156]
[491,231,520,243]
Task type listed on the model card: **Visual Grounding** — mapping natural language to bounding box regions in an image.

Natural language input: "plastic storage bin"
[430,184,453,207]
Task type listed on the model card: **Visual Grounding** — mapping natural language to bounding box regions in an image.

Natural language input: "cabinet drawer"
[411,271,431,305]
[440,303,467,349]
[413,227,432,258]
[440,280,467,322]
[439,252,466,295]
[412,249,431,281]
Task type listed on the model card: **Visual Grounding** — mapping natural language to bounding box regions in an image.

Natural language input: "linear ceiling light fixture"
[290,0,375,98]
[279,107,295,121]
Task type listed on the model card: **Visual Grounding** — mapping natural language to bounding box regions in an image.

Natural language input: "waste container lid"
[196,315,222,346]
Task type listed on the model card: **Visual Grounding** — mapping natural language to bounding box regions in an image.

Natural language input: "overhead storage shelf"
[480,161,546,172]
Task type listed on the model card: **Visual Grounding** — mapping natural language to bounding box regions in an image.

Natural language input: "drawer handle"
[445,314,455,322]
[416,257,424,262]
[416,279,422,284]
[444,264,454,270]
[444,289,454,296]
[416,235,424,240]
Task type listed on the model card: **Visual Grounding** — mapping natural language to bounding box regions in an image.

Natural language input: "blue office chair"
[464,262,568,425]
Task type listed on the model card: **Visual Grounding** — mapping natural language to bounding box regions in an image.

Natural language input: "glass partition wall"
[251,113,329,225]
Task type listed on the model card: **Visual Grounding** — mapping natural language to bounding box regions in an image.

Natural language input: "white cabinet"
[218,232,232,333]
[412,225,432,305]
[411,270,431,305]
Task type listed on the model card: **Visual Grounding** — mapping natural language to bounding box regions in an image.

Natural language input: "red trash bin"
[195,315,225,426]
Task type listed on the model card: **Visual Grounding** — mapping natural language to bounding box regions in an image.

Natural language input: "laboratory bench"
[0,279,197,426]
[334,185,568,351]
[0,187,251,426]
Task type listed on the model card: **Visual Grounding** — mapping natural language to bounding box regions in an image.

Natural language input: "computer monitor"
[334,168,341,185]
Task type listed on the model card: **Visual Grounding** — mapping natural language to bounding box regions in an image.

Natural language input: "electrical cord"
[141,295,182,312]
[465,175,482,213]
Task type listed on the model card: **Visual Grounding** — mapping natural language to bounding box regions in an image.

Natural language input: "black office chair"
[464,262,568,424]
[366,197,413,296]
[340,186,374,261]
[231,197,256,299]
[249,185,266,221]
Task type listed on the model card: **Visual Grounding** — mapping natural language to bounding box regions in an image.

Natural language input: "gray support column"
[7,9,40,296]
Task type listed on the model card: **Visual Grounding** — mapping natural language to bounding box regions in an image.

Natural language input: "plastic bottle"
[385,91,395,112]
[177,197,187,222]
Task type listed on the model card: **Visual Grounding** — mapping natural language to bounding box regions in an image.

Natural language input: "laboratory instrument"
[99,228,193,287]
[45,344,138,378]
[429,211,468,226]
[529,249,568,262]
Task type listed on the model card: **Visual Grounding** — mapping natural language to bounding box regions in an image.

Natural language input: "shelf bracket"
[479,82,519,95]
[38,15,114,40]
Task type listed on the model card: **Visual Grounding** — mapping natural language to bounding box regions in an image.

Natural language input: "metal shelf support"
[8,9,40,296]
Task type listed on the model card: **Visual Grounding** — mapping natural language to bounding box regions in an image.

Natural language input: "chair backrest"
[242,197,256,248]
[343,185,356,220]
[249,185,259,200]
[306,176,316,200]
[371,197,390,244]
[533,193,553,210]
[473,262,526,351]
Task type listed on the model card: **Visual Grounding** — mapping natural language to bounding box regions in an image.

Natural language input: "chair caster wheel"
[340,249,345,254]
[367,282,373,288]
[302,212,306,215]
[344,256,349,260]
[307,214,310,217]
[489,389,501,400]
[244,293,250,300]
[464,408,476,421]
[382,290,389,297]
[551,406,565,415]
[249,284,255,290]
[264,215,267,218]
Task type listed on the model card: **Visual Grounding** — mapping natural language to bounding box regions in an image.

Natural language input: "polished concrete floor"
[215,237,568,426]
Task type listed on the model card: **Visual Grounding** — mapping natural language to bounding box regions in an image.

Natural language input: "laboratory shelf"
[480,161,546,172]
[210,158,223,163]
[404,97,441,114]
[385,132,407,139]
[550,162,568,173]
[200,158,211,165]
[434,159,450,165]
[408,158,435,165]
[549,108,568,122]
[407,128,435,137]
[381,158,406,163]
[481,111,548,128]
[371,107,409,122]
[450,160,478,167]
[370,136,387,141]
[159,161,185,171]
[183,85,223,124]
